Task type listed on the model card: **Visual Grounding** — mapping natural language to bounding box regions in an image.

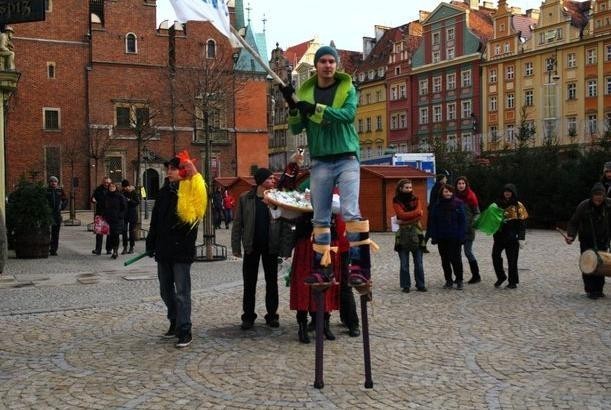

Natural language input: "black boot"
[346,220,373,287]
[298,320,310,344]
[111,247,118,259]
[323,316,336,341]
[467,260,481,284]
[121,246,128,255]
[128,245,134,254]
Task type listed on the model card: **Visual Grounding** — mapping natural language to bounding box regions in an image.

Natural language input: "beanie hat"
[48,176,58,183]
[314,46,339,65]
[604,161,611,172]
[591,182,606,195]
[121,179,130,187]
[164,157,180,168]
[254,168,273,186]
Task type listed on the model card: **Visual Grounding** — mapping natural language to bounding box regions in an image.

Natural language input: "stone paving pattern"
[0,216,609,409]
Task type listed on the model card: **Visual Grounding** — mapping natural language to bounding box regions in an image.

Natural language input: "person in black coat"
[601,161,611,198]
[423,170,449,252]
[565,183,610,299]
[91,176,111,255]
[103,182,127,259]
[46,176,67,256]
[492,183,528,289]
[121,179,140,254]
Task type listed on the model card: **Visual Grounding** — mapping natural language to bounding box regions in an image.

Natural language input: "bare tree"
[88,125,114,184]
[62,136,87,225]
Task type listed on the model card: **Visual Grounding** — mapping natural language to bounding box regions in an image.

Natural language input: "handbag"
[93,215,110,235]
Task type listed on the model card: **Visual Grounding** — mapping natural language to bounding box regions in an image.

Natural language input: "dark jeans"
[438,239,463,283]
[580,242,606,294]
[107,229,120,252]
[50,223,60,253]
[95,234,111,253]
[122,219,136,248]
[492,239,520,285]
[398,247,425,289]
[223,209,232,227]
[157,261,192,338]
[241,247,279,323]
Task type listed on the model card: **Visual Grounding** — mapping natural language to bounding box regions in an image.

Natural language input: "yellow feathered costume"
[175,151,207,226]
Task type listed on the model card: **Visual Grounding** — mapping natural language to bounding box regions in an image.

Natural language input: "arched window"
[206,39,216,58]
[125,33,137,54]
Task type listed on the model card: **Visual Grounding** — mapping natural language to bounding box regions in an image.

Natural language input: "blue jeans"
[310,156,361,230]
[157,261,192,338]
[398,248,424,289]
[462,239,477,263]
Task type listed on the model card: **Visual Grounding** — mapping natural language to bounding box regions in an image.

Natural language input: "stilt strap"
[349,238,380,252]
[312,243,338,266]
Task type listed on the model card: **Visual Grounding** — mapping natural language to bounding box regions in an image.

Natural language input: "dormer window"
[125,33,137,54]
[206,39,216,58]
[358,72,365,82]
[377,67,384,77]
[368,70,375,80]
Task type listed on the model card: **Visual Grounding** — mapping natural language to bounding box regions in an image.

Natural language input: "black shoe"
[416,287,428,292]
[494,277,506,288]
[106,250,112,255]
[121,247,128,255]
[49,251,57,256]
[240,320,254,330]
[402,287,410,293]
[128,246,134,254]
[92,250,101,255]
[348,327,360,337]
[111,252,118,259]
[443,281,453,289]
[175,333,192,348]
[298,322,310,343]
[587,293,599,299]
[456,281,464,290]
[307,320,315,332]
[266,318,280,328]
[163,322,176,338]
[323,319,335,341]
[506,283,517,289]
[467,276,481,284]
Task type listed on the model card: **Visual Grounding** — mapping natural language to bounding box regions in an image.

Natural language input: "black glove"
[278,84,297,109]
[296,101,316,117]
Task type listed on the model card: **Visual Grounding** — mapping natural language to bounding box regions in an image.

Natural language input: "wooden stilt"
[360,293,373,389]
[313,288,326,389]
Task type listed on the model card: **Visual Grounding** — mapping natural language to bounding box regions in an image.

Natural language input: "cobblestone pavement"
[0,217,609,409]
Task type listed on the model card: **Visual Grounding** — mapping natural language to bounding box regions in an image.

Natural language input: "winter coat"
[429,195,466,242]
[566,197,611,250]
[46,187,67,225]
[288,71,360,160]
[231,188,281,256]
[146,180,199,263]
[91,184,108,216]
[493,184,528,243]
[103,190,127,233]
[455,187,480,241]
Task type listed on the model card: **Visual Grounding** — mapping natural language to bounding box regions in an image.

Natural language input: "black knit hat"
[164,157,180,168]
[121,179,129,187]
[591,182,606,195]
[254,168,273,186]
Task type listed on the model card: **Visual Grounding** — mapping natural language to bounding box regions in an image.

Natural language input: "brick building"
[7,0,269,208]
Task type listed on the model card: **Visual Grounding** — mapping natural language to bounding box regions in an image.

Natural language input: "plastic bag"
[474,203,504,235]
[93,215,110,235]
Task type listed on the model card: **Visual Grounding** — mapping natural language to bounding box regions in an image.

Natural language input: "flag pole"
[230,26,286,87]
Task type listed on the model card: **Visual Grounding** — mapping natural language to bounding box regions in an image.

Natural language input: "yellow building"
[482,0,610,151]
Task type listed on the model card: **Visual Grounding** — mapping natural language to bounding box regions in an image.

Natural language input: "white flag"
[170,0,232,39]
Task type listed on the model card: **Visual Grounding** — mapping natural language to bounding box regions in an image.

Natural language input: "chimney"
[510,6,523,15]
[467,0,479,10]
[482,1,494,9]
[526,8,540,21]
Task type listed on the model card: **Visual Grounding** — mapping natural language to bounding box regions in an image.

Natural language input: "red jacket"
[393,196,422,224]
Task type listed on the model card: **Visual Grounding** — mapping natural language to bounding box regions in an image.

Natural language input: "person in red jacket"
[392,179,426,292]
[222,189,235,229]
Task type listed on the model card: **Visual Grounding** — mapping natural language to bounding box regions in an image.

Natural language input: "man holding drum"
[565,183,611,299]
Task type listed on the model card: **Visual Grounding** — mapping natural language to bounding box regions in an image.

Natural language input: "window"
[419,79,428,96]
[390,115,397,130]
[390,85,398,100]
[446,47,455,60]
[506,93,515,109]
[366,117,371,132]
[461,70,472,88]
[433,105,442,123]
[447,134,457,151]
[105,156,123,182]
[44,146,60,183]
[432,51,440,64]
[399,84,406,99]
[394,66,401,76]
[506,124,515,142]
[358,119,363,133]
[47,62,56,79]
[116,107,131,128]
[377,67,385,77]
[358,72,365,82]
[446,27,455,41]
[567,83,577,100]
[399,113,407,128]
[419,107,429,125]
[368,70,375,80]
[588,114,598,134]
[607,77,611,95]
[495,44,501,56]
[115,104,150,129]
[489,126,498,141]
[489,96,497,112]
[524,62,533,77]
[125,33,137,54]
[606,45,611,62]
[586,48,597,65]
[503,42,510,54]
[432,76,442,93]
[567,117,577,135]
[432,31,440,45]
[505,65,514,80]
[43,108,60,130]
[376,115,383,131]
[461,100,472,118]
[567,53,576,68]
[489,68,497,84]
[587,79,597,97]
[206,39,216,58]
[462,132,473,151]
[376,90,382,102]
[524,89,534,107]
[447,102,456,120]
[446,73,456,90]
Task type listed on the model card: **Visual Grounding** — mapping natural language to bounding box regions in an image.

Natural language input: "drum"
[579,249,611,277]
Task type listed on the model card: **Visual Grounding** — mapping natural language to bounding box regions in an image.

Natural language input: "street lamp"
[232,50,240,177]
[544,54,559,142]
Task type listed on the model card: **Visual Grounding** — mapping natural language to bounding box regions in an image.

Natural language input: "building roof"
[361,165,431,179]
[235,25,268,74]
[285,40,312,69]
[513,14,537,41]
[449,1,494,44]
[337,49,362,74]
[563,0,591,30]
[356,24,408,81]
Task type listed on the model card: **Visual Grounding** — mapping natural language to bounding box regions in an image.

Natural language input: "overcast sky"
[157,0,560,53]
